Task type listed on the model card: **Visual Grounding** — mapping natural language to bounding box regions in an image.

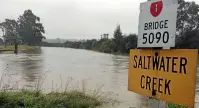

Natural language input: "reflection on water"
[0,47,198,108]
[0,48,44,89]
[20,48,44,82]
[111,55,128,89]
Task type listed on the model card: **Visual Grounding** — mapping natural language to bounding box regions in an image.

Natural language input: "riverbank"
[0,90,107,108]
[0,45,39,53]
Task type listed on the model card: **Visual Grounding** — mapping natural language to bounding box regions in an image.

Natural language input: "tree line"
[61,0,199,54]
[0,9,45,45]
[62,26,137,53]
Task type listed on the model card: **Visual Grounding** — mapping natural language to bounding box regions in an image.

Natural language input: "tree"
[177,0,199,35]
[176,0,199,48]
[113,25,123,42]
[124,34,137,53]
[113,25,125,52]
[175,29,199,48]
[0,19,19,44]
[18,9,45,45]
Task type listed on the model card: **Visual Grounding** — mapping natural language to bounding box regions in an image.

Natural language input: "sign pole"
[147,49,167,108]
[147,0,165,107]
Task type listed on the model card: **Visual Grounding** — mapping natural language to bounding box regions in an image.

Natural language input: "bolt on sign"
[137,0,178,48]
[128,49,198,107]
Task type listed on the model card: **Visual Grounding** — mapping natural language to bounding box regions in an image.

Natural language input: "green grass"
[0,45,38,51]
[0,62,119,108]
[0,45,39,54]
[0,90,105,108]
[0,71,119,108]
[167,102,187,108]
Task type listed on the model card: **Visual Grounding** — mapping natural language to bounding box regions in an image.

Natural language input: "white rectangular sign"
[137,0,178,48]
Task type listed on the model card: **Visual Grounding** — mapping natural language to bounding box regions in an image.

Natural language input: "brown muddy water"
[0,47,198,108]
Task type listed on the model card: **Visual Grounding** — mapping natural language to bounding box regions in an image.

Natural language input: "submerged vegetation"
[0,45,38,51]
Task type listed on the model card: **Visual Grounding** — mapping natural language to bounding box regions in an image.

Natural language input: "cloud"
[0,0,146,39]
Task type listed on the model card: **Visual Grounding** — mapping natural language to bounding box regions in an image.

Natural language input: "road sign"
[137,0,178,48]
[128,49,198,107]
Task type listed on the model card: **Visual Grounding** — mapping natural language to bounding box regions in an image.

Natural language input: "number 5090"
[142,31,169,44]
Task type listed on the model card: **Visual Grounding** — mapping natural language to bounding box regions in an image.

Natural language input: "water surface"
[0,47,198,108]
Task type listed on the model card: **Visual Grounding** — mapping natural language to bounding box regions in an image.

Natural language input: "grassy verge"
[0,70,119,108]
[0,45,39,52]
[0,90,105,108]
[0,85,119,108]
[167,103,187,108]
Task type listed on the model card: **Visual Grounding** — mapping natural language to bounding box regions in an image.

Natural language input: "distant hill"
[42,38,80,43]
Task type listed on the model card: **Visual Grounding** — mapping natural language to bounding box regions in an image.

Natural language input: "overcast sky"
[0,0,199,39]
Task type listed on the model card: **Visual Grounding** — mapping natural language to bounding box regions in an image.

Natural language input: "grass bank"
[167,102,187,108]
[0,69,119,108]
[0,90,107,108]
[0,84,119,108]
[0,45,39,53]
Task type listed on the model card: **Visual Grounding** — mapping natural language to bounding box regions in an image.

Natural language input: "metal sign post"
[147,0,174,107]
[145,0,176,107]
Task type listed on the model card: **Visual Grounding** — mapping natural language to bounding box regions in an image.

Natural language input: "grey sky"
[0,0,199,39]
